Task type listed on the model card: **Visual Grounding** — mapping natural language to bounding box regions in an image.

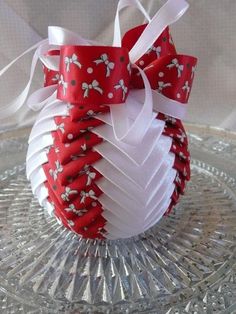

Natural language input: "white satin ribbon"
[112,0,151,47]
[109,64,153,145]
[0,0,189,148]
[109,0,189,145]
[129,0,189,63]
[0,39,49,119]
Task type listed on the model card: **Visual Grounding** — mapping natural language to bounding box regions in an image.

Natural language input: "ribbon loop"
[57,45,131,105]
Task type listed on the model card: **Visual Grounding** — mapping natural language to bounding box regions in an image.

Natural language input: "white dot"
[159,72,164,77]
[108,92,113,99]
[139,60,144,66]
[92,202,97,207]
[65,143,70,147]
[67,133,73,140]
[87,67,93,74]
[177,93,181,99]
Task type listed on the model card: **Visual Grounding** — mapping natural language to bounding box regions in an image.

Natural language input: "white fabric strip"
[129,0,189,63]
[112,0,151,47]
[92,118,164,166]
[93,135,172,188]
[26,134,53,161]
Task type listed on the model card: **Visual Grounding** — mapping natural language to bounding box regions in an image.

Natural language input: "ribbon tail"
[110,65,153,146]
[0,39,49,120]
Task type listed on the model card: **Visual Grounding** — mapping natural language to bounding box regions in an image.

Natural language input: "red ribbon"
[43,26,197,106]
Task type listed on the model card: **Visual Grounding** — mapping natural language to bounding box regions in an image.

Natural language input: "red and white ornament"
[2,0,198,240]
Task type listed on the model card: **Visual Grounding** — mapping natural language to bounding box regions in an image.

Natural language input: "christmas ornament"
[0,0,197,240]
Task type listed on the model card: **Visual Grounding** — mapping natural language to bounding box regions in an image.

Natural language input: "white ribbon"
[0,39,50,119]
[110,64,153,146]
[0,0,189,148]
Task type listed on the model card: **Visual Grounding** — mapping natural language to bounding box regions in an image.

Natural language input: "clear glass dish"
[0,124,236,313]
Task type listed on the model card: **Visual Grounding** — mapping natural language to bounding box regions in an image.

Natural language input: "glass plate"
[1,125,236,314]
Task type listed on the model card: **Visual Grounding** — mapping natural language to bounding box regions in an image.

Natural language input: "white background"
[0,0,235,131]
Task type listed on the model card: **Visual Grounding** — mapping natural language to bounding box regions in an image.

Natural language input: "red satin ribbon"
[43,26,197,106]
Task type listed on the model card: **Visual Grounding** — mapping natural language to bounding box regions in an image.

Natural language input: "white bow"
[182,81,190,98]
[127,63,132,76]
[157,81,171,93]
[58,74,68,95]
[56,122,65,133]
[81,143,87,151]
[80,189,97,203]
[52,73,59,82]
[82,80,103,98]
[147,45,161,58]
[64,53,82,72]
[49,160,63,180]
[179,151,187,160]
[79,165,96,186]
[65,204,87,216]
[67,220,75,227]
[167,58,184,78]
[175,173,181,184]
[94,53,115,77]
[191,66,196,79]
[114,79,128,101]
[61,187,78,202]
[177,129,186,143]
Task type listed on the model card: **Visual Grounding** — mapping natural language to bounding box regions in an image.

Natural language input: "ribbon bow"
[191,66,196,79]
[114,79,128,101]
[94,53,115,77]
[80,189,97,203]
[61,187,78,202]
[49,160,63,180]
[52,73,59,82]
[166,58,184,78]
[79,165,96,186]
[58,74,68,95]
[157,81,172,93]
[64,53,82,72]
[56,122,65,133]
[182,81,190,98]
[147,45,161,57]
[65,204,87,216]
[82,80,103,98]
